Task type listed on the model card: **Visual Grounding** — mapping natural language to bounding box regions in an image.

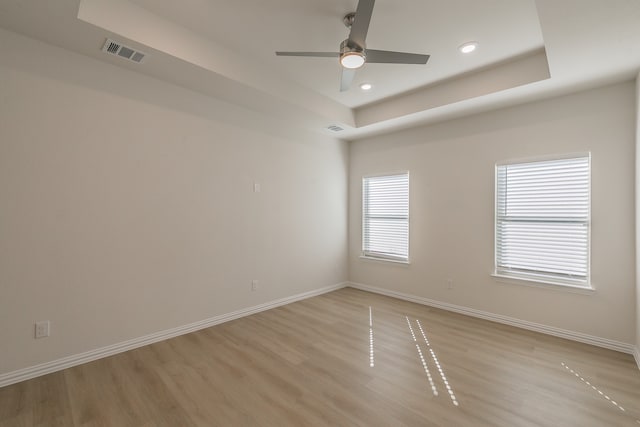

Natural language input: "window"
[362,172,409,262]
[495,155,590,288]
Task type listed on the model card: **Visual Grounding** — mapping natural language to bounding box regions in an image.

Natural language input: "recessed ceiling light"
[458,41,478,54]
[360,83,373,91]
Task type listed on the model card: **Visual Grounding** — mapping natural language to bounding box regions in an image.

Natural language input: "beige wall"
[350,82,636,344]
[636,72,640,359]
[0,30,348,375]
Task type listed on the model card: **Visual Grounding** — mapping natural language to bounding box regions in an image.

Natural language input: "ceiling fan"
[275,0,430,92]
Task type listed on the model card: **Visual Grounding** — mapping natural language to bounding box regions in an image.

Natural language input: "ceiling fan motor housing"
[340,39,366,68]
[340,39,365,55]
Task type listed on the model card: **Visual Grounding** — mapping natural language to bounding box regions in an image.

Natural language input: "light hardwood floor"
[1,288,639,426]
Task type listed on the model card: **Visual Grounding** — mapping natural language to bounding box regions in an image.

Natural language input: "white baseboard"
[0,282,348,388]
[634,346,640,370]
[348,282,635,355]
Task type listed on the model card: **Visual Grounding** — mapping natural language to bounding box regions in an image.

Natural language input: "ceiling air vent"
[327,125,344,132]
[101,38,147,64]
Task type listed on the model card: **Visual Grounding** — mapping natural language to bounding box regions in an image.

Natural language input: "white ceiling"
[1,0,639,140]
[128,0,545,108]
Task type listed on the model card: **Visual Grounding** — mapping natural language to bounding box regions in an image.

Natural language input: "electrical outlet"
[446,279,454,290]
[35,320,50,339]
[251,280,258,291]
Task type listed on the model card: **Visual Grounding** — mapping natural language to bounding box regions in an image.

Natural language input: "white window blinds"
[363,173,409,262]
[496,156,590,287]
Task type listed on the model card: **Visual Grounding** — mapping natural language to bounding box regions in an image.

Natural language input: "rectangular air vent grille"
[102,38,147,64]
[327,125,344,132]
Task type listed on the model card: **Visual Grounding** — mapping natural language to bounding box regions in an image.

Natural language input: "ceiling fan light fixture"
[458,41,478,54]
[340,52,366,69]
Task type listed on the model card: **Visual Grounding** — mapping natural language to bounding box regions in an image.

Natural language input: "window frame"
[493,153,592,290]
[361,171,410,264]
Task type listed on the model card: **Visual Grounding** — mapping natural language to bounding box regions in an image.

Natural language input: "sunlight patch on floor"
[369,306,375,368]
[405,316,439,397]
[561,362,628,414]
[416,319,458,406]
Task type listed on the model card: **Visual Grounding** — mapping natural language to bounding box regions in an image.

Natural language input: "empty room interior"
[1,0,640,425]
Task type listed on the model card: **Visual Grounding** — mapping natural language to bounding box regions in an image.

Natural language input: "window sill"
[360,255,410,265]
[491,273,595,295]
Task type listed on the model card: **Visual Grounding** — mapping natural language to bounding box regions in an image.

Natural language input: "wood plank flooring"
[1,288,639,426]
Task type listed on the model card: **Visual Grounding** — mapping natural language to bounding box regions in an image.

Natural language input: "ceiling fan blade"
[348,0,375,48]
[340,68,356,92]
[275,51,339,57]
[366,49,430,64]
